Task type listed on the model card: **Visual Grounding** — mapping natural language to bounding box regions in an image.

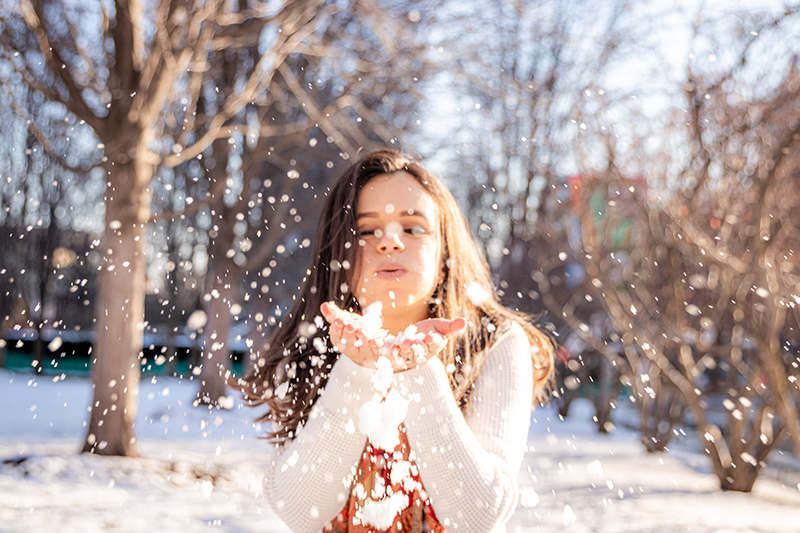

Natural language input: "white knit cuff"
[318,355,379,417]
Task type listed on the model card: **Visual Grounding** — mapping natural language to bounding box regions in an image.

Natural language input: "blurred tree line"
[438,0,800,493]
[1,0,800,494]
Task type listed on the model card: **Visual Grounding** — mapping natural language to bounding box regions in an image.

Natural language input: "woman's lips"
[374,263,407,279]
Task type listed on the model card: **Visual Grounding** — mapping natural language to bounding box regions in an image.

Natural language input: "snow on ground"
[1,369,800,533]
[512,406,800,533]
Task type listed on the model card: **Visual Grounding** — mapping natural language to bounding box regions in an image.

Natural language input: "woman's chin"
[358,294,407,313]
[356,288,433,317]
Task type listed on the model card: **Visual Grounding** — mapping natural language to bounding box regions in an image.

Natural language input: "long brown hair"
[233,148,554,443]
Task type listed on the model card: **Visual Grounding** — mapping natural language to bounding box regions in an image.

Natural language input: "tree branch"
[20,0,105,135]
[277,62,356,155]
[162,3,325,168]
[1,82,93,175]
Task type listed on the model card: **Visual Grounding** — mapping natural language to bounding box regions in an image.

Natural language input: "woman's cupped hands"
[320,301,466,372]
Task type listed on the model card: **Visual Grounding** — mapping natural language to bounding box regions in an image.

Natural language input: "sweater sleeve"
[265,356,374,533]
[394,322,533,533]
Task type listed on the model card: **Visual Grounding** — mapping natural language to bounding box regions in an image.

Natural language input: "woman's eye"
[359,228,382,238]
[405,226,426,236]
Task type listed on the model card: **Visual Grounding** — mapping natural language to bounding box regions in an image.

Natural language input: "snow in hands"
[320,301,432,370]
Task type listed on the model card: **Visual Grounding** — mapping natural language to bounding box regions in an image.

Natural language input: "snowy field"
[2,368,800,533]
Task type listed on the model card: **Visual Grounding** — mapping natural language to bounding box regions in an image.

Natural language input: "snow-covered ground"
[2,369,799,533]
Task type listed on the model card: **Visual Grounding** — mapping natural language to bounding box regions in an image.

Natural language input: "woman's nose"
[378,223,404,253]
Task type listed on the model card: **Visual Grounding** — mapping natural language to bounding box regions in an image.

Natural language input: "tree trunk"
[82,155,150,456]
[33,210,57,370]
[762,304,800,457]
[707,403,785,492]
[593,355,621,433]
[638,363,685,453]
[196,137,239,407]
[165,343,178,377]
[0,248,8,366]
[197,271,234,406]
[554,386,575,419]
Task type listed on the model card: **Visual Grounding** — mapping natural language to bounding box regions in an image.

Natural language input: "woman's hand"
[390,317,467,371]
[320,302,466,372]
[320,302,386,368]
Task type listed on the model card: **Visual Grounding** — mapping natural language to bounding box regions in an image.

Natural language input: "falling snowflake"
[187,310,208,330]
[275,381,290,400]
[466,282,491,306]
[519,486,539,508]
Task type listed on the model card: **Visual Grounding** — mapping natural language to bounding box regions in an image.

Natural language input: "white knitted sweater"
[265,322,533,533]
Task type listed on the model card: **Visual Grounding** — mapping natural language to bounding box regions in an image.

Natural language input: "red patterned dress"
[324,424,447,533]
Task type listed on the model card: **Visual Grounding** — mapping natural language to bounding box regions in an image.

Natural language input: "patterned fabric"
[324,424,447,533]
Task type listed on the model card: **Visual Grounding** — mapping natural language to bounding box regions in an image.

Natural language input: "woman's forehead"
[358,171,438,217]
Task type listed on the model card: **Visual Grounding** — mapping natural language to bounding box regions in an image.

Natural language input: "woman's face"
[352,171,443,331]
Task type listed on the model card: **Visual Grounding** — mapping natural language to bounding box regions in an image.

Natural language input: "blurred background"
[1,0,799,492]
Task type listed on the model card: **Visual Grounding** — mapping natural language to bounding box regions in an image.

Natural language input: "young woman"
[235,149,554,533]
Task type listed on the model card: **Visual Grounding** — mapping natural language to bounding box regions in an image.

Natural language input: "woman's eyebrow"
[357,209,430,220]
